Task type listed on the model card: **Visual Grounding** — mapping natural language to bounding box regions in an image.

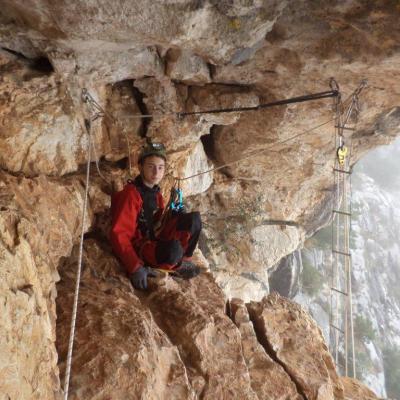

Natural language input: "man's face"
[139,155,166,187]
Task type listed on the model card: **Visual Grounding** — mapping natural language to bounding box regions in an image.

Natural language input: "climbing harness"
[329,78,367,379]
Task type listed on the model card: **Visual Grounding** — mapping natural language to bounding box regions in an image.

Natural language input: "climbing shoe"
[172,260,200,280]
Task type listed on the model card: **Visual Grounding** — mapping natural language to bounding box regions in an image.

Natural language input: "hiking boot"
[172,260,200,280]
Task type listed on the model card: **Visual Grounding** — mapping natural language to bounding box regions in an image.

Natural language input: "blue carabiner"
[171,188,184,212]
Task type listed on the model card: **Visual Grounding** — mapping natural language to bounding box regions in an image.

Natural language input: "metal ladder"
[329,79,367,378]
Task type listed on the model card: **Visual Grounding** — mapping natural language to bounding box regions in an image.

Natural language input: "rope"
[63,119,92,400]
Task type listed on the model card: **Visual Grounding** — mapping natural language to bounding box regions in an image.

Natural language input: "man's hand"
[129,266,156,290]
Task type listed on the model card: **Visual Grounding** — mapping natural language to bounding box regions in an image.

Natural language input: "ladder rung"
[335,126,356,131]
[331,287,348,296]
[330,323,344,334]
[333,168,352,175]
[332,249,351,257]
[333,210,352,217]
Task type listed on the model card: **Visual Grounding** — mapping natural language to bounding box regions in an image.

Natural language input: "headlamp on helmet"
[138,142,166,164]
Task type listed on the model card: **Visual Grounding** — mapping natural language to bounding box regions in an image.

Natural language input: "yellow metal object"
[228,18,241,30]
[154,268,174,275]
[337,145,348,166]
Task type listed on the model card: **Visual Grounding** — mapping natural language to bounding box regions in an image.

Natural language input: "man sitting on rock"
[110,142,201,290]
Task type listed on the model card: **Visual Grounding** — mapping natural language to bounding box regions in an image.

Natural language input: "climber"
[110,142,202,290]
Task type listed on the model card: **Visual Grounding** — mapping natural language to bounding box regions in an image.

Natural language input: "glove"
[129,266,156,290]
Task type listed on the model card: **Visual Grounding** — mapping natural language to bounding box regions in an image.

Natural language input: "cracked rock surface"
[55,236,379,400]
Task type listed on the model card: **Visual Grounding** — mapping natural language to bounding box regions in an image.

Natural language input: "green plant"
[383,345,400,399]
[301,258,324,296]
[354,348,373,381]
[306,225,332,250]
[354,315,376,343]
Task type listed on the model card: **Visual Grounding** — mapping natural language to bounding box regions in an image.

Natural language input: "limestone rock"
[54,45,165,83]
[133,77,198,149]
[187,83,259,126]
[0,2,399,398]
[0,0,284,77]
[132,78,259,152]
[140,265,258,399]
[0,63,85,176]
[166,49,211,84]
[56,239,261,399]
[56,240,194,400]
[102,80,144,163]
[230,298,302,400]
[250,224,304,269]
[0,171,96,400]
[55,244,377,400]
[340,377,379,400]
[191,1,400,298]
[167,141,213,197]
[247,293,344,400]
[0,61,147,177]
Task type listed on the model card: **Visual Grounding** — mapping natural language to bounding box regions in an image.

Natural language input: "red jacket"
[110,181,164,274]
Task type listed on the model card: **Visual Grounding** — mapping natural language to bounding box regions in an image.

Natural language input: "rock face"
[57,241,195,400]
[0,0,285,75]
[230,298,301,400]
[56,238,254,399]
[0,171,97,399]
[1,1,400,299]
[0,62,85,176]
[56,236,378,400]
[247,294,344,400]
[0,1,398,399]
[340,377,380,400]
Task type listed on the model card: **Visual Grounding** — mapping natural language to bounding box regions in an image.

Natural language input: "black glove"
[129,266,156,290]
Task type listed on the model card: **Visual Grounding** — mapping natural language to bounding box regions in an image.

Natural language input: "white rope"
[63,123,92,400]
[89,129,109,182]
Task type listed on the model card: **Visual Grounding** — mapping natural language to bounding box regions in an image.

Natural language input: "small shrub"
[354,348,373,381]
[307,225,332,250]
[354,315,376,343]
[301,258,324,296]
[383,345,400,399]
